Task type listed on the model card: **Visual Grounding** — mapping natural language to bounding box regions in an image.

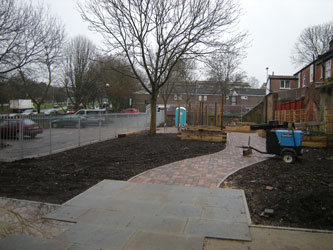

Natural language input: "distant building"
[266,37,333,94]
[132,80,265,114]
[266,75,299,93]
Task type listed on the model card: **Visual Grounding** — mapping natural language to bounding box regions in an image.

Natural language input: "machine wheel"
[282,151,296,164]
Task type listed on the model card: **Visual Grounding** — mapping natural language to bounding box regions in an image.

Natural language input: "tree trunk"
[149,94,157,135]
[36,103,41,113]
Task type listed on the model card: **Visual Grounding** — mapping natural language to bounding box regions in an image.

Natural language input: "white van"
[74,109,106,125]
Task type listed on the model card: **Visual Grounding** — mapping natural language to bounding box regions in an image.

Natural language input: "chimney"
[330,35,333,51]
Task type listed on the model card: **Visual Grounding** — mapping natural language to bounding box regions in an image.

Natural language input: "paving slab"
[185,219,251,241]
[43,205,88,223]
[204,227,333,250]
[202,206,247,223]
[67,242,120,250]
[76,208,135,227]
[57,222,135,249]
[115,199,163,215]
[156,203,203,218]
[126,214,187,233]
[0,235,71,250]
[123,231,204,250]
[196,194,245,210]
[40,180,250,249]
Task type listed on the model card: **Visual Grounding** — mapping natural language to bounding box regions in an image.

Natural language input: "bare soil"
[1,133,332,230]
[221,147,333,231]
[0,133,224,204]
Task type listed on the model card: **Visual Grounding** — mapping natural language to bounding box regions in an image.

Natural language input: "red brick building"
[294,44,333,88]
[266,37,333,93]
[267,75,299,93]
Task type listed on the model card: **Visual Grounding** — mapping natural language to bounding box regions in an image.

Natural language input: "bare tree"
[291,20,333,67]
[18,10,65,113]
[247,76,259,88]
[207,51,242,96]
[179,60,198,107]
[78,0,246,134]
[160,78,176,123]
[63,36,97,111]
[93,56,139,111]
[0,0,58,77]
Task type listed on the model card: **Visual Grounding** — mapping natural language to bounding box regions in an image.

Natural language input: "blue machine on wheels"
[241,120,303,164]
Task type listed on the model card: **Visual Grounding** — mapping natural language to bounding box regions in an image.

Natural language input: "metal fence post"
[19,118,23,159]
[49,117,52,154]
[78,119,81,146]
[127,114,130,132]
[99,120,102,141]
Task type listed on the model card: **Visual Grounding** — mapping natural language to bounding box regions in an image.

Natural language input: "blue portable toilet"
[175,107,186,126]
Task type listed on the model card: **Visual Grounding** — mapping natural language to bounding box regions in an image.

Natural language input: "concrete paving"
[0,180,252,250]
[204,226,333,250]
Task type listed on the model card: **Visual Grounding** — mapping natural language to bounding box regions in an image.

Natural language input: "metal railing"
[0,110,165,161]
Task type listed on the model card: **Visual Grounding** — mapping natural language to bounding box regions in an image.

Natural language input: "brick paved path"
[130,132,271,188]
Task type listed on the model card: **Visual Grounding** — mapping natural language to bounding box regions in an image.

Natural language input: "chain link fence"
[0,110,165,161]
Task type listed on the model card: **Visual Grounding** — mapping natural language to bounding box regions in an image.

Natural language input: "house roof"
[316,49,333,64]
[269,75,298,80]
[294,43,333,74]
[235,88,266,96]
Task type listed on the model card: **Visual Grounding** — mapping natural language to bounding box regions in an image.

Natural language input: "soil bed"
[0,133,224,204]
[222,147,333,231]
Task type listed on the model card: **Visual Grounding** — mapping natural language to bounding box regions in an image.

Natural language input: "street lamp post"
[106,83,110,111]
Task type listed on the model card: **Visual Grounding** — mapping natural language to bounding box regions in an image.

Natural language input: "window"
[280,80,290,89]
[241,96,248,100]
[326,60,331,78]
[198,95,202,101]
[203,95,207,101]
[310,64,314,83]
[303,75,306,86]
[321,65,324,79]
[231,96,237,105]
[298,73,301,88]
[174,94,177,101]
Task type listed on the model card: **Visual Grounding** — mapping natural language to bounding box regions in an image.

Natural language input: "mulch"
[0,133,224,204]
[221,147,333,231]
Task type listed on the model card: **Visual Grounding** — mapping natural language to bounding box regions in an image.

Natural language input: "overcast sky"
[36,0,333,85]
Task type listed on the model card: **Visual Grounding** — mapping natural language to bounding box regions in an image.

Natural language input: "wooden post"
[215,102,218,126]
[195,105,199,125]
[200,102,203,125]
[188,103,191,126]
[206,104,209,126]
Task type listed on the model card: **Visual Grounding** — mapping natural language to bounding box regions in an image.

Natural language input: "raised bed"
[178,126,227,142]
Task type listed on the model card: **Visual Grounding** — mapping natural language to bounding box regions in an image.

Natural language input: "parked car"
[41,108,58,115]
[74,109,106,125]
[21,109,38,115]
[51,115,87,128]
[0,119,43,139]
[121,108,139,114]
